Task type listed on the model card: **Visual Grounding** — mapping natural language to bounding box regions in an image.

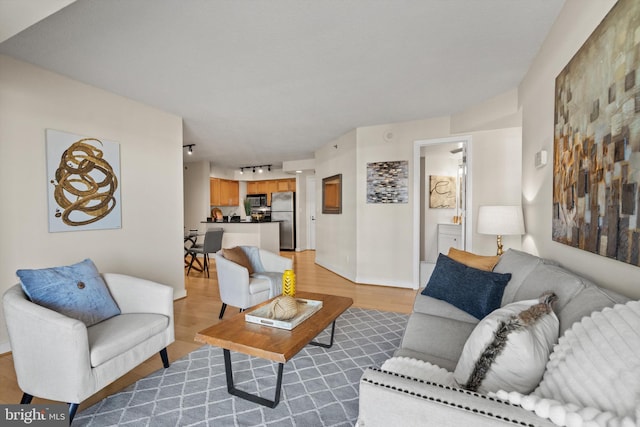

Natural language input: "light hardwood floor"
[0,250,416,412]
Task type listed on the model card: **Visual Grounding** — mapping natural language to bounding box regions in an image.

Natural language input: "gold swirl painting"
[46,129,121,232]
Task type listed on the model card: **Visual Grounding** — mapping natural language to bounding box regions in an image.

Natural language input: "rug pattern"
[74,307,408,427]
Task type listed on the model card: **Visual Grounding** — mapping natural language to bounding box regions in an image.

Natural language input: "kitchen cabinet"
[210,178,239,206]
[246,178,296,204]
[247,181,259,194]
[266,180,278,205]
[438,224,462,254]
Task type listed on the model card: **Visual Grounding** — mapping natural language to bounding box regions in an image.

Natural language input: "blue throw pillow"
[422,253,511,319]
[17,259,121,327]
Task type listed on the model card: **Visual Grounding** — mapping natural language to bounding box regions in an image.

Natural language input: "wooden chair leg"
[219,303,227,319]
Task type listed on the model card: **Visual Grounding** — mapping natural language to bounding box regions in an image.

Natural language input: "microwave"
[246,194,267,207]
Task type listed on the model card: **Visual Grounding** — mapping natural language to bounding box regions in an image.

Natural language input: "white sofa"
[3,273,175,421]
[357,249,635,426]
[215,246,293,318]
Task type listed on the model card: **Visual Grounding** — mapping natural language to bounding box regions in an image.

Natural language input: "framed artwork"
[322,174,342,214]
[366,160,408,203]
[46,129,121,232]
[429,175,456,208]
[553,0,640,265]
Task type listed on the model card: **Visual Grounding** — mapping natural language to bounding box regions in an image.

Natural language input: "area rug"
[74,307,408,427]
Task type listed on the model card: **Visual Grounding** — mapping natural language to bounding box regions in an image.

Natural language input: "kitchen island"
[202,221,280,253]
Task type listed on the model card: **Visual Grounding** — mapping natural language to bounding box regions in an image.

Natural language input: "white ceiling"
[0,0,565,168]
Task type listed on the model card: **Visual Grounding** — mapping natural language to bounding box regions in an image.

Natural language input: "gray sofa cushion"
[494,249,555,305]
[413,292,479,324]
[399,312,477,368]
[558,285,629,333]
[513,263,589,313]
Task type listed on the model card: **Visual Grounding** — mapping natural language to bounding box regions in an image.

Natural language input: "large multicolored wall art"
[553,0,640,265]
[46,129,121,232]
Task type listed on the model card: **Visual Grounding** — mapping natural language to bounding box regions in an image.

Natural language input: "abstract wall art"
[46,129,121,232]
[366,160,408,203]
[429,175,456,209]
[553,0,640,266]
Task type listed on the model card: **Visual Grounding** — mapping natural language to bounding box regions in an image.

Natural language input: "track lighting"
[240,164,273,174]
[183,144,195,155]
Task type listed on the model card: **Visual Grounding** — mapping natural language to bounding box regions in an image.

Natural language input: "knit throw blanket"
[492,300,640,427]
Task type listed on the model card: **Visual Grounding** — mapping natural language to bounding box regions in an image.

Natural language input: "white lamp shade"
[477,205,525,236]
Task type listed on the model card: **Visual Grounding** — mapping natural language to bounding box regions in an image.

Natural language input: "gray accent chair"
[3,273,175,422]
[186,228,224,277]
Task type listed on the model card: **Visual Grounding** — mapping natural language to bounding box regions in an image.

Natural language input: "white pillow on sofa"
[454,293,559,394]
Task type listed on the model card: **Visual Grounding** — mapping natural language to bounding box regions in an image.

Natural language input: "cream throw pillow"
[454,293,559,394]
[533,300,640,419]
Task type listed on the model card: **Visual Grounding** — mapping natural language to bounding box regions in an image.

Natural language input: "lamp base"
[496,235,504,256]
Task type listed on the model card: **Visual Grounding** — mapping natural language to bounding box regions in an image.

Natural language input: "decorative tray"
[245,298,323,330]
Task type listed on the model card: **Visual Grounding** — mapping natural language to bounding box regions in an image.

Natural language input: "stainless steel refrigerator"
[270,191,295,250]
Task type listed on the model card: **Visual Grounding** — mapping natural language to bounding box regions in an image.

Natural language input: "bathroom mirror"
[322,174,342,214]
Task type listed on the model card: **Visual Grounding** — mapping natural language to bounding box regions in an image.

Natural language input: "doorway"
[413,135,472,288]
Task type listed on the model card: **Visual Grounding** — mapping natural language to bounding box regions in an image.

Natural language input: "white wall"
[0,55,185,350]
[519,0,640,299]
[314,130,358,280]
[183,160,210,231]
[314,92,523,289]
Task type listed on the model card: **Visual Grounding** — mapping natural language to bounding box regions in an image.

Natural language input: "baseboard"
[0,340,11,355]
[355,275,417,289]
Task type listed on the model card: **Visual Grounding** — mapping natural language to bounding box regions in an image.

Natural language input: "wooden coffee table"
[195,291,353,408]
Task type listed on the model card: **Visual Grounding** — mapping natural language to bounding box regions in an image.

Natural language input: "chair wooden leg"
[68,403,79,422]
[20,393,33,404]
[219,303,227,319]
[159,348,170,368]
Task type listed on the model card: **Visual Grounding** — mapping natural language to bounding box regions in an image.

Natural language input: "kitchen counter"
[201,221,280,253]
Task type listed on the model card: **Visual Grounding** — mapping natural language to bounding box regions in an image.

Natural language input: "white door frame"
[413,135,473,288]
[306,175,316,250]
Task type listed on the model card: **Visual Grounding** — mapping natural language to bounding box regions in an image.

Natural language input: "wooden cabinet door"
[276,180,289,192]
[287,178,296,191]
[266,180,278,205]
[229,180,239,205]
[256,180,268,194]
[246,181,258,194]
[210,178,221,205]
[219,179,239,206]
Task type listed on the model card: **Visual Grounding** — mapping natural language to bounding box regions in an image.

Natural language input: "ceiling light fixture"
[241,164,273,174]
[183,144,195,155]
[239,168,244,174]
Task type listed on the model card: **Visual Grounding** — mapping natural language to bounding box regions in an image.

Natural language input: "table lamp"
[477,205,525,255]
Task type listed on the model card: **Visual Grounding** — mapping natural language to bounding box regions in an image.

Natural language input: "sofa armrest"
[3,285,93,400]
[358,368,554,427]
[259,250,293,273]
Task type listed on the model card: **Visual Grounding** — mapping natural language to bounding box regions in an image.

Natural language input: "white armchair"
[3,273,175,422]
[215,246,293,319]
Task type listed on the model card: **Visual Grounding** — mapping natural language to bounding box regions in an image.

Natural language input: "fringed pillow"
[453,292,559,394]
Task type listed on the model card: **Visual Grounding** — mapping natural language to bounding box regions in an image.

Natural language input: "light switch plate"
[535,150,548,168]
